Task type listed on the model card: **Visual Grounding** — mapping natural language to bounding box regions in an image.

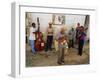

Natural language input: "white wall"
[31,13,52,32]
[30,13,86,30]
[65,15,85,28]
[28,13,87,38]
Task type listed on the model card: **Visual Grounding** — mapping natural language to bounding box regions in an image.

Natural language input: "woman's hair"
[80,26,84,31]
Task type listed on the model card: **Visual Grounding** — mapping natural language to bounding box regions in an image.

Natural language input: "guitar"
[58,36,67,45]
[76,27,88,39]
[35,17,45,51]
[58,36,68,49]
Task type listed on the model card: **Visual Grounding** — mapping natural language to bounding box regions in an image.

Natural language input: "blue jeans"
[29,40,35,54]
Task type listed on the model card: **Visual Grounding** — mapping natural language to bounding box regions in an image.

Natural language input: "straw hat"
[61,25,67,31]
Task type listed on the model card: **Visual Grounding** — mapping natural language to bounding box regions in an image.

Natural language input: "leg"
[49,36,53,50]
[30,40,35,54]
[72,39,74,48]
[47,36,51,50]
[70,40,72,48]
[78,40,81,55]
[78,40,84,56]
[61,48,65,63]
[80,41,84,55]
[57,47,62,64]
[68,40,71,48]
[45,36,49,51]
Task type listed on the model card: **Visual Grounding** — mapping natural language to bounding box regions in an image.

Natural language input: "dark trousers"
[45,36,53,51]
[78,40,84,56]
[69,39,74,48]
[58,47,65,63]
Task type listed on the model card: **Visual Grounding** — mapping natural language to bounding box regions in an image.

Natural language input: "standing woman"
[45,22,53,52]
[57,28,68,65]
[78,26,86,56]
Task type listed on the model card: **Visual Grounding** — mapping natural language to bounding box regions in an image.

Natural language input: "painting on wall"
[52,14,65,25]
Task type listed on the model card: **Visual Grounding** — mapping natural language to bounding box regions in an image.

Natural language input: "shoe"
[34,52,37,54]
[57,61,65,65]
[45,54,49,58]
[32,52,37,56]
[79,54,82,56]
[78,54,82,56]
[57,62,62,65]
[61,62,65,65]
[32,53,35,56]
[61,60,65,63]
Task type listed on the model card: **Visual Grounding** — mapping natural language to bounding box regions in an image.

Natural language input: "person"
[77,26,86,56]
[57,28,68,65]
[45,22,53,52]
[29,23,37,55]
[76,23,81,43]
[68,28,75,48]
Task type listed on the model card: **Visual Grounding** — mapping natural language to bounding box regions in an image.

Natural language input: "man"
[57,28,68,65]
[68,28,75,48]
[76,23,81,43]
[77,26,86,56]
[45,22,53,52]
[29,23,37,55]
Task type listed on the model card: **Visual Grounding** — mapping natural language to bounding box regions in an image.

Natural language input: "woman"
[77,26,86,56]
[57,28,68,65]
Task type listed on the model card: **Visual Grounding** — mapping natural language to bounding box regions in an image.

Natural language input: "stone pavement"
[26,43,89,67]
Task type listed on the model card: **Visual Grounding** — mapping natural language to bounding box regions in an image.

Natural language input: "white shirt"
[29,27,36,40]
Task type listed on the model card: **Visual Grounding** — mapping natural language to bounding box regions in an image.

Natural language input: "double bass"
[35,17,45,51]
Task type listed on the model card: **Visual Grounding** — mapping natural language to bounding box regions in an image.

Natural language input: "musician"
[45,22,53,52]
[77,26,86,56]
[76,23,81,43]
[68,27,75,48]
[29,23,37,55]
[57,28,68,65]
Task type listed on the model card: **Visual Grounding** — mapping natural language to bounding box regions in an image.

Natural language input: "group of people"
[28,22,87,65]
[68,23,87,56]
[29,22,54,54]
